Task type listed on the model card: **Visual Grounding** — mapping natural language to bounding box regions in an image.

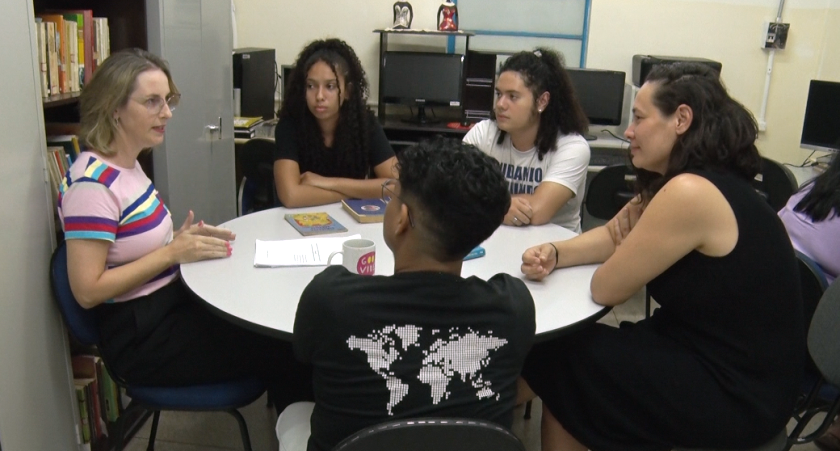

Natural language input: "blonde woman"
[59,49,297,398]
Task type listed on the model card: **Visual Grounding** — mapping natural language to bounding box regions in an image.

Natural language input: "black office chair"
[585,164,636,222]
[796,251,829,334]
[237,138,278,215]
[332,417,525,451]
[752,157,798,211]
[785,279,840,450]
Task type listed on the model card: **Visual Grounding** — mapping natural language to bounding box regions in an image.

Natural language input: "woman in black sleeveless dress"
[519,63,805,451]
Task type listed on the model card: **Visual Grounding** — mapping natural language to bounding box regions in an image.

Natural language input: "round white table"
[180,204,608,341]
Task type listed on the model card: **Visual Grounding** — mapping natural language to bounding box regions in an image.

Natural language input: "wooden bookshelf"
[31,0,153,448]
[43,91,81,108]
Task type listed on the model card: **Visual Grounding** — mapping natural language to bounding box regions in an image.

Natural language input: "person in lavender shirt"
[778,152,840,451]
[778,153,840,284]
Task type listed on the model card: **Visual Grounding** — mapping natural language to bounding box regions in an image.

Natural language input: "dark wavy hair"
[634,63,761,204]
[494,48,588,161]
[278,38,371,178]
[794,153,840,221]
[397,138,510,261]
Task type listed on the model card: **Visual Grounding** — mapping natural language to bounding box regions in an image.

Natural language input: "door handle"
[205,117,222,139]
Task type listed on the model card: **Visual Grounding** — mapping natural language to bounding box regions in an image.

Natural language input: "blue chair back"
[50,242,100,347]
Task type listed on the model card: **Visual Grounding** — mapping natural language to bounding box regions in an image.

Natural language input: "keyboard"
[589,152,628,167]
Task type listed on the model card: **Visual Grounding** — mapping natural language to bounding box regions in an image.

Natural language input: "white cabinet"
[148,0,237,226]
[0,0,79,449]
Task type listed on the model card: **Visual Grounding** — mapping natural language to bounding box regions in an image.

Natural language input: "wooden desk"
[180,204,608,341]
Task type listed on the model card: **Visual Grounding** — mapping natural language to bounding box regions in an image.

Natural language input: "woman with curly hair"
[274,38,396,208]
[464,47,590,232]
[519,63,804,450]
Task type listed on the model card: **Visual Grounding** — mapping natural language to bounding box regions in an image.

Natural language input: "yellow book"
[234,116,264,129]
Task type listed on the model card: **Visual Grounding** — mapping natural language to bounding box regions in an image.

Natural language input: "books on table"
[341,198,387,223]
[284,212,347,236]
[254,234,361,267]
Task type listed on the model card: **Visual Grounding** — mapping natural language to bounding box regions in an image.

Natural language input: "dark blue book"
[341,198,387,223]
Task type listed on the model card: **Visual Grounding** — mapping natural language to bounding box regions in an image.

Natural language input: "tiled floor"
[123,289,827,451]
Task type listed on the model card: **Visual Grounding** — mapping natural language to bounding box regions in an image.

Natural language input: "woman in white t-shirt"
[464,48,590,232]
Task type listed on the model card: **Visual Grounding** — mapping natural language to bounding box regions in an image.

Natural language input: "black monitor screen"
[801,80,840,152]
[381,51,464,106]
[566,68,626,126]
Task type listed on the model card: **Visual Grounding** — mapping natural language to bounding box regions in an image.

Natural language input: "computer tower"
[632,55,722,87]
[462,51,497,122]
[233,47,275,120]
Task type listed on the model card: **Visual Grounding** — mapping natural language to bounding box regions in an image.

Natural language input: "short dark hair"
[495,48,589,161]
[794,153,840,221]
[634,63,761,203]
[397,138,510,261]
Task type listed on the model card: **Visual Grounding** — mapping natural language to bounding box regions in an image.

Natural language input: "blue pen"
[464,246,485,261]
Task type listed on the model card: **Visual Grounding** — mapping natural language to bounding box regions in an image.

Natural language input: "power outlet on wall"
[762,22,790,49]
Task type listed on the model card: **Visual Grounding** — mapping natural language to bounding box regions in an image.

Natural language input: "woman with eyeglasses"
[59,49,296,396]
[274,38,397,208]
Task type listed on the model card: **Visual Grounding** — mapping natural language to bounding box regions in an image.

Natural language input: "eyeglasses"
[381,178,415,228]
[133,93,181,115]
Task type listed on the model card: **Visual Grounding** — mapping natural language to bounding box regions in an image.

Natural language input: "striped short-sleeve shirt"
[58,151,177,302]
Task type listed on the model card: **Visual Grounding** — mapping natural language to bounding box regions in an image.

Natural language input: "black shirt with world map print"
[293,266,536,451]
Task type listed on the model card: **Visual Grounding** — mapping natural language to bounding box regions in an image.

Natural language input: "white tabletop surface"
[180,204,607,341]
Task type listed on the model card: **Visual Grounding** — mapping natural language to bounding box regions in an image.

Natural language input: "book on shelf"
[65,20,79,92]
[284,212,348,236]
[233,116,264,128]
[74,380,92,448]
[37,14,69,94]
[61,10,92,87]
[234,116,265,139]
[35,19,49,97]
[44,20,60,96]
[47,134,81,161]
[341,198,387,223]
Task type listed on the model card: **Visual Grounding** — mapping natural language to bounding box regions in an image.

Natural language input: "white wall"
[234,0,840,164]
[588,0,840,164]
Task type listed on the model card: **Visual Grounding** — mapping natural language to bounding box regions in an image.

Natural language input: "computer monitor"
[280,64,295,102]
[381,51,464,124]
[801,80,840,152]
[566,68,626,140]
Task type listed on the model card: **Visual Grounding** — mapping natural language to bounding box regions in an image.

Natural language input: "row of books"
[72,355,122,450]
[34,11,111,97]
[45,135,81,211]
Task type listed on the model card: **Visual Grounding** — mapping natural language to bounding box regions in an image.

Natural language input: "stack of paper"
[254,234,361,267]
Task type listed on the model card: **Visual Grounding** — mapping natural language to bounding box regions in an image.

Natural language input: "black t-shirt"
[274,113,394,178]
[293,266,536,451]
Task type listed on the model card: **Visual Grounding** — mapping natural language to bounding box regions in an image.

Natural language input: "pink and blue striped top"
[58,151,177,302]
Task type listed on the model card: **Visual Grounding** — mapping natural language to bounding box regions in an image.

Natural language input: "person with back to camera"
[59,48,293,402]
[517,63,805,450]
[274,38,397,208]
[463,47,590,233]
[778,153,840,451]
[274,138,536,451]
[779,153,840,284]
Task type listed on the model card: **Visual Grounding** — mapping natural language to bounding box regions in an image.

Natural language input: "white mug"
[327,239,376,275]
